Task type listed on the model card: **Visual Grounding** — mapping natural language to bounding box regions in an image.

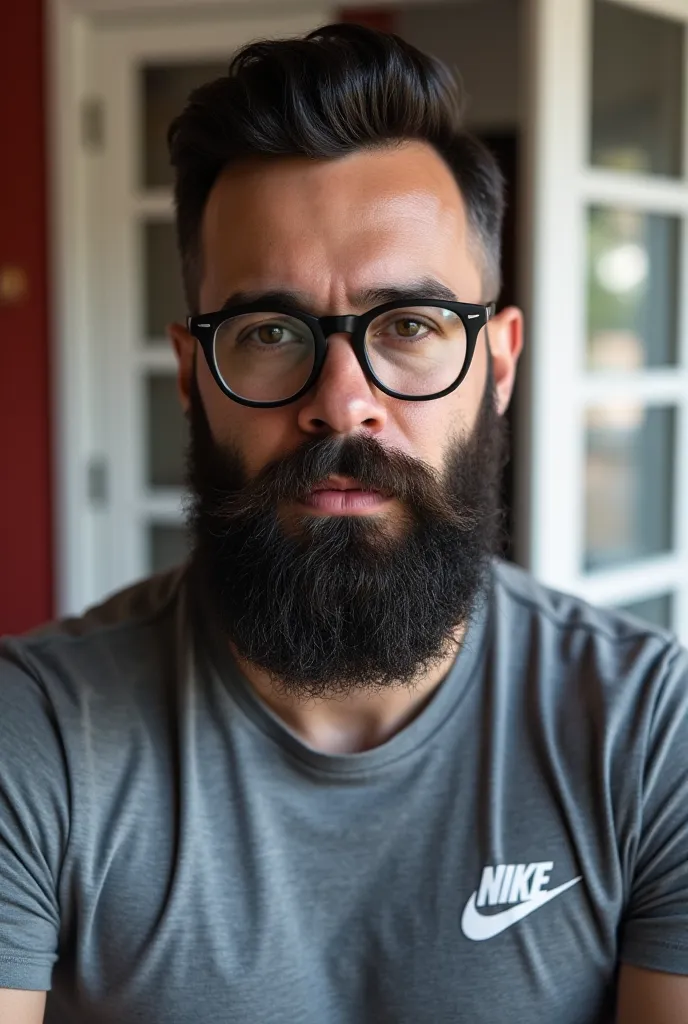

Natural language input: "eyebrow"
[219,277,461,313]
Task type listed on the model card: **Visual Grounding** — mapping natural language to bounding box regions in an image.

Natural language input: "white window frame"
[521,0,688,642]
[47,1,341,614]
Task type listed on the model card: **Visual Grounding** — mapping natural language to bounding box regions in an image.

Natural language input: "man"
[1,23,687,1024]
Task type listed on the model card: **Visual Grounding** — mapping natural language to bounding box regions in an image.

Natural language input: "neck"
[231,629,465,755]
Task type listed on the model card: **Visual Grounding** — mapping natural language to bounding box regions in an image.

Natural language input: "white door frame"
[46,0,466,617]
[47,1,340,616]
[522,0,688,642]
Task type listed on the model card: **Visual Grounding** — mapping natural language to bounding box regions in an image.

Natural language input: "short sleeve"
[619,643,688,974]
[0,645,69,990]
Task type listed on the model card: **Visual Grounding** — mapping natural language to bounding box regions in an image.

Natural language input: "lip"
[300,476,390,515]
[310,475,367,492]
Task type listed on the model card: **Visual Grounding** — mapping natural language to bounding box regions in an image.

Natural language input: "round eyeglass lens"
[213,313,316,403]
[364,306,469,396]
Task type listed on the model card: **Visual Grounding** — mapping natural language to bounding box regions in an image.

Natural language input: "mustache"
[208,432,480,530]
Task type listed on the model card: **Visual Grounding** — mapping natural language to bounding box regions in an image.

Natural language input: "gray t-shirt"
[2,560,688,1023]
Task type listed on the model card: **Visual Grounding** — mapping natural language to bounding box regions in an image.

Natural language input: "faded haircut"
[168,22,505,312]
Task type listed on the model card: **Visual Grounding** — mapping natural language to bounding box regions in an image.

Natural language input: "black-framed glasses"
[187,298,495,408]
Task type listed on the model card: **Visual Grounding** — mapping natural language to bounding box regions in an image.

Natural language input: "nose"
[296,333,388,438]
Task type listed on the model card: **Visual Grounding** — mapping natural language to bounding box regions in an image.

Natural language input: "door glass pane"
[141,62,229,189]
[586,207,679,370]
[146,374,188,488]
[591,0,683,175]
[149,524,189,573]
[616,593,673,631]
[585,405,675,571]
[143,220,187,342]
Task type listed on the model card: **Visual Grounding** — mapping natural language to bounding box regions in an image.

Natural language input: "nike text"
[461,862,582,941]
[477,861,553,906]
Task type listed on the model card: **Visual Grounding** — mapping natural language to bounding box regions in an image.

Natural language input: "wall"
[0,0,53,633]
[341,6,397,29]
[398,0,521,131]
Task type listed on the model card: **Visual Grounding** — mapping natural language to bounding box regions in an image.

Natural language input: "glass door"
[523,0,688,640]
[85,9,331,600]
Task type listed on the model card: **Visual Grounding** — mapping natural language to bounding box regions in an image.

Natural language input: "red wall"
[0,0,53,634]
[340,7,397,32]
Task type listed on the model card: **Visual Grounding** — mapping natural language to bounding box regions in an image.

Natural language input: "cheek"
[198,363,301,475]
[389,403,454,472]
[391,384,484,473]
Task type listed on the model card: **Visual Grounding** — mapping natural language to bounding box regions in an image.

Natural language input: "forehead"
[199,141,482,310]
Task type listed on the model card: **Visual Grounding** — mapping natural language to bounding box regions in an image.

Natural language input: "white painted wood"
[141,490,186,517]
[50,0,333,611]
[582,169,688,213]
[93,8,333,596]
[90,24,139,591]
[573,553,683,606]
[673,117,688,642]
[523,0,688,642]
[683,21,688,179]
[134,191,174,218]
[511,0,536,567]
[522,0,589,587]
[47,5,110,613]
[136,347,178,371]
[580,371,688,405]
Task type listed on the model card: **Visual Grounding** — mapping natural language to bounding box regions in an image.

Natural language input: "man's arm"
[617,965,688,1023]
[0,989,45,1023]
[614,643,688,1019]
[0,649,68,997]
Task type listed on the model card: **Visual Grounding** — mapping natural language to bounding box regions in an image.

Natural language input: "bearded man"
[2,23,688,1024]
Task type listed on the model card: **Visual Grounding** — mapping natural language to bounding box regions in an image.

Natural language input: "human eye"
[371,309,443,343]
[235,317,308,349]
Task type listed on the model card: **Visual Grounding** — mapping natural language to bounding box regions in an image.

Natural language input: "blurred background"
[2,0,688,640]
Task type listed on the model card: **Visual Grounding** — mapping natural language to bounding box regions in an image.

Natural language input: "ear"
[167,321,195,415]
[486,306,523,415]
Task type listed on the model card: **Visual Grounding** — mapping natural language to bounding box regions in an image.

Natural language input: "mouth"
[299,476,391,515]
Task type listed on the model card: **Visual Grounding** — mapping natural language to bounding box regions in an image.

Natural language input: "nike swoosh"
[461,876,582,941]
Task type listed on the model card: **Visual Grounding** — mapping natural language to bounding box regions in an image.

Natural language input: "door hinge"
[87,456,109,507]
[81,97,105,151]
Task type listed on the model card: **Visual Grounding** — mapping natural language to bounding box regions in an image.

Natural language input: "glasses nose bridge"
[318,314,359,340]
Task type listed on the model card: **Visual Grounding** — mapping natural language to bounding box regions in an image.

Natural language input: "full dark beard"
[186,371,508,699]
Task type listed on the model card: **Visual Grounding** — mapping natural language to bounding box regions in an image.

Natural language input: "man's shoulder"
[35,565,186,640]
[486,562,688,821]
[0,566,187,700]
[489,559,685,695]
[492,558,675,646]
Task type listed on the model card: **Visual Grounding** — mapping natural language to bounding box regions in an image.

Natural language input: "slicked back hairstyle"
[168,23,505,313]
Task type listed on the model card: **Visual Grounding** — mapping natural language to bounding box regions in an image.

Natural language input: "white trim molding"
[46,0,337,613]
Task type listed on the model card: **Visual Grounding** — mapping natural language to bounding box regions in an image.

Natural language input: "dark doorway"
[480,132,520,563]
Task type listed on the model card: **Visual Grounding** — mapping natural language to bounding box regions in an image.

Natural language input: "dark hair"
[168,23,505,313]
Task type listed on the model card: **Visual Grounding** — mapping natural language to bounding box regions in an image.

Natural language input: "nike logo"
[461,863,582,941]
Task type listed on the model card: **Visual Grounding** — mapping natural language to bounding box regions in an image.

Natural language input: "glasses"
[187,298,495,408]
